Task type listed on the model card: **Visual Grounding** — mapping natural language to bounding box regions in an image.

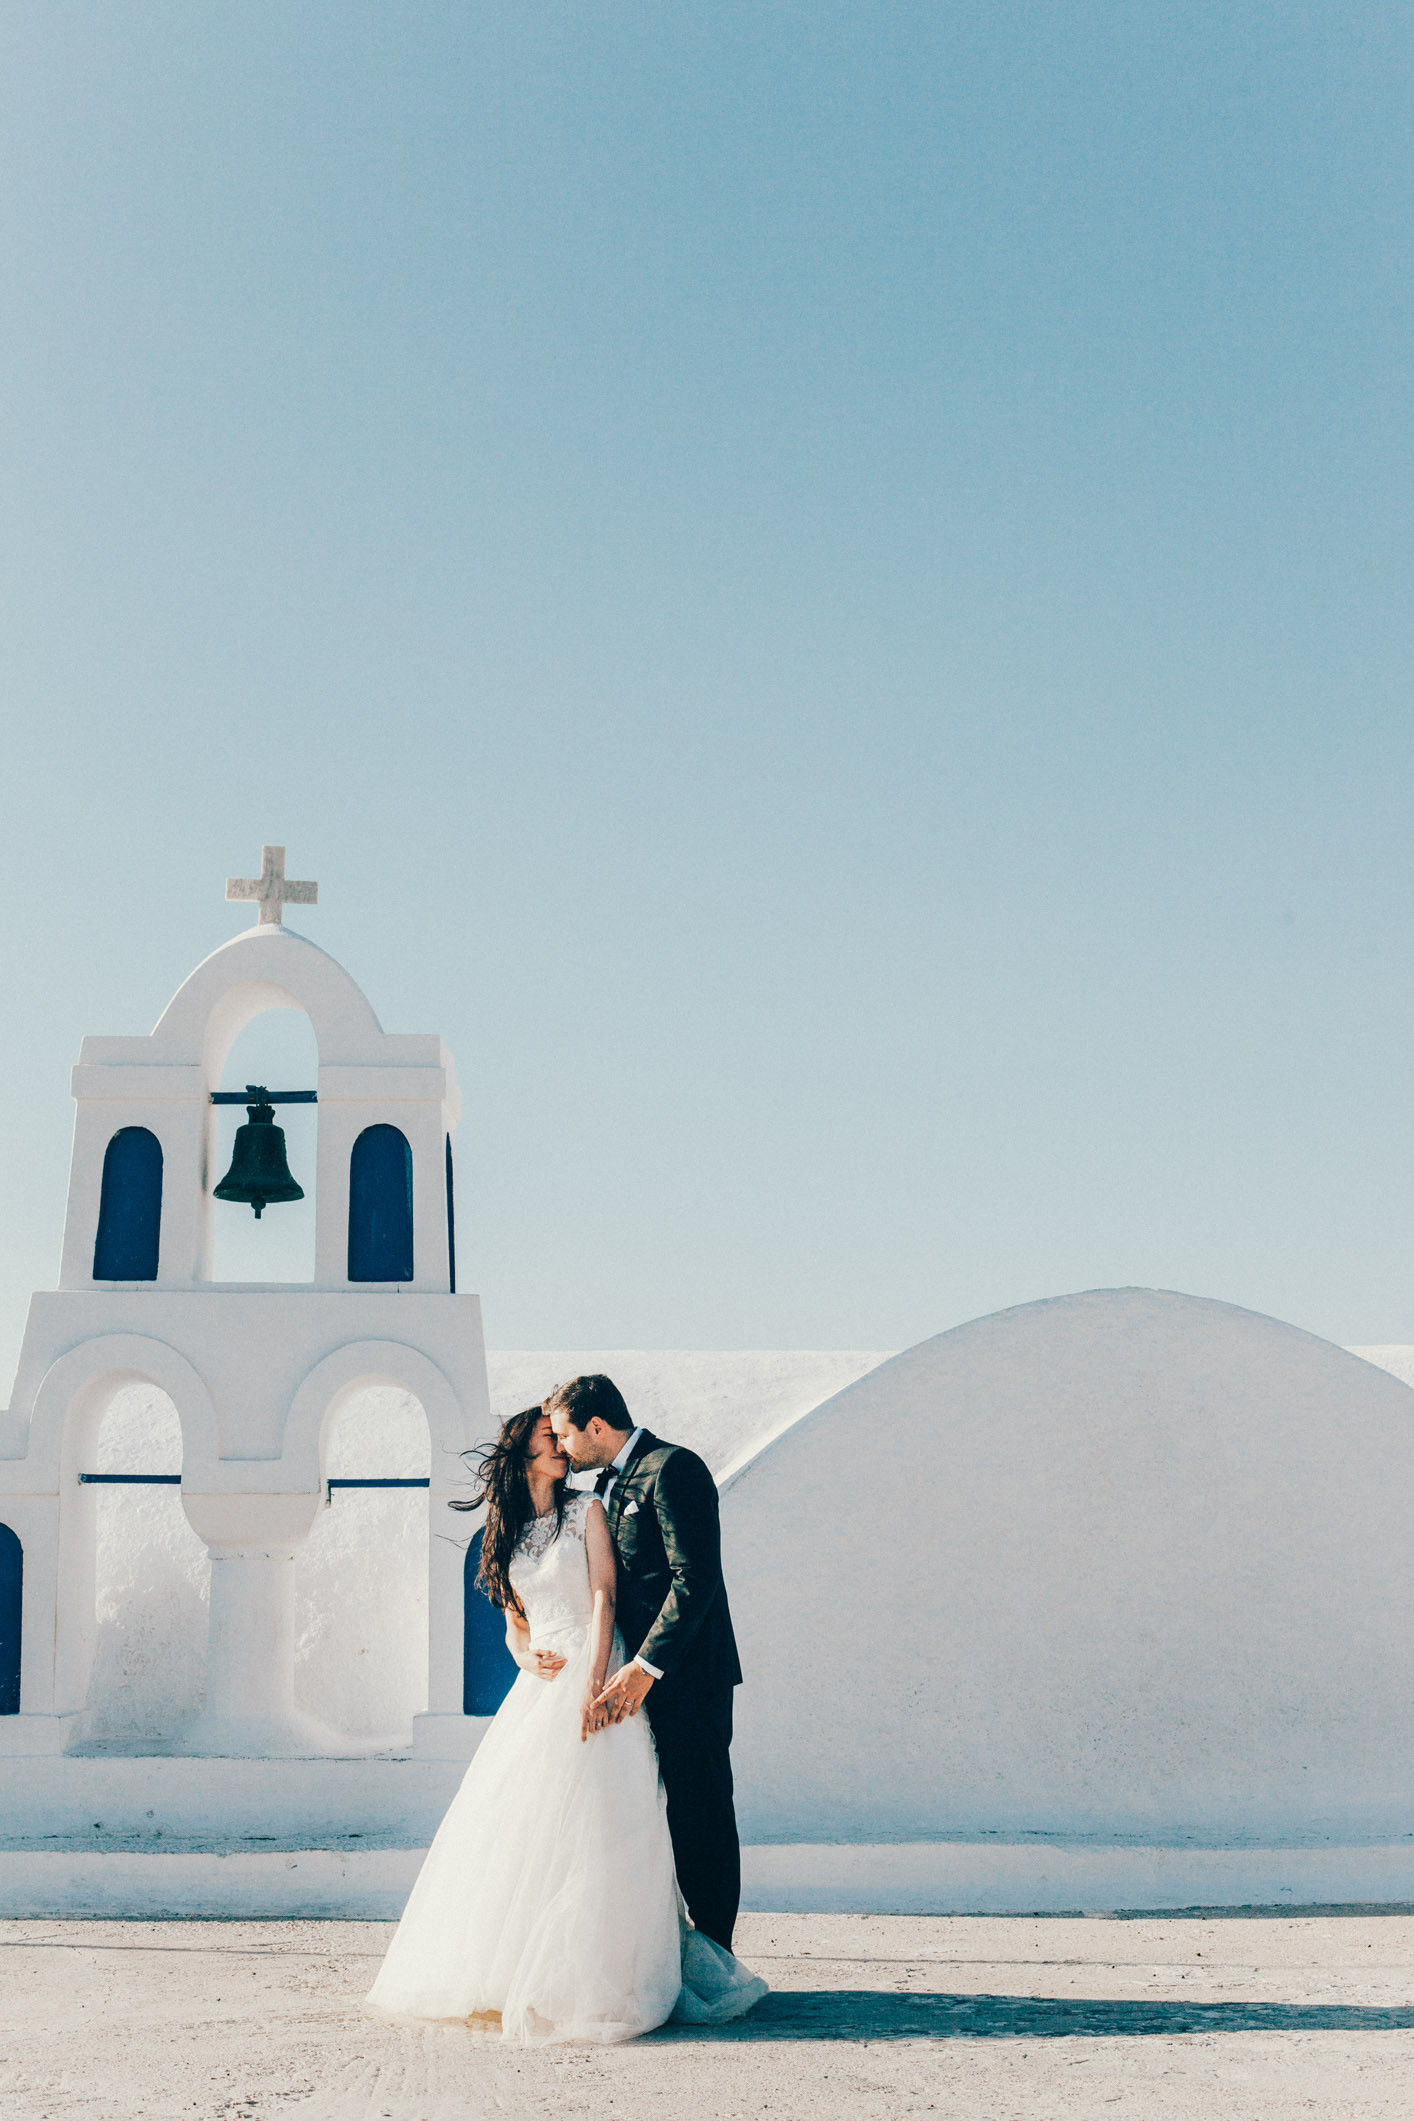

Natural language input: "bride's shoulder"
[562,1490,600,1536]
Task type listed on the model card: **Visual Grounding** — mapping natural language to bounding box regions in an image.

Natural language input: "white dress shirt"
[597,1425,643,1508]
[594,1427,663,1681]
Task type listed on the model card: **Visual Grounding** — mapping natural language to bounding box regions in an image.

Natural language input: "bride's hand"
[532,1648,566,1681]
[580,1687,610,1742]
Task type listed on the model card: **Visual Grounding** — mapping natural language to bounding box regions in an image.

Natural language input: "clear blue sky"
[1,3,1411,1379]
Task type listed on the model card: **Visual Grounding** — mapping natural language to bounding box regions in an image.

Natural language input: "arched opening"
[348,1125,414,1283]
[0,1524,21,1714]
[295,1386,430,1742]
[85,1384,209,1745]
[93,1128,162,1281]
[463,1531,517,1714]
[211,1008,318,1284]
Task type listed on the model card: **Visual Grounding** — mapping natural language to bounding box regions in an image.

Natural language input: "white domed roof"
[724,1287,1414,1845]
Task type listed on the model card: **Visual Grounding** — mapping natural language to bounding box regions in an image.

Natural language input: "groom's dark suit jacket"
[604,1430,742,1695]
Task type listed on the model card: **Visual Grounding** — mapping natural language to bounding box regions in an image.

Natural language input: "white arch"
[281,1339,469,1489]
[25,1334,222,1484]
[282,1337,475,1731]
[147,926,388,1078]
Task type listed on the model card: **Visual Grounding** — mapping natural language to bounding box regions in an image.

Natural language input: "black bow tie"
[593,1465,616,1496]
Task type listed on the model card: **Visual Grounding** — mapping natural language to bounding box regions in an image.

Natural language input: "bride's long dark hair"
[450,1405,564,1617]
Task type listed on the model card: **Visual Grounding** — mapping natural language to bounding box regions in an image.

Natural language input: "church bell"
[213,1086,305,1218]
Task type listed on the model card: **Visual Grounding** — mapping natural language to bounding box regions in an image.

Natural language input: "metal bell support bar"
[210,1084,313,1218]
[208,1090,318,1104]
[78,1473,429,1490]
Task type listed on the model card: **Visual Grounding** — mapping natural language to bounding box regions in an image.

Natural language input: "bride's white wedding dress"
[367,1491,766,2043]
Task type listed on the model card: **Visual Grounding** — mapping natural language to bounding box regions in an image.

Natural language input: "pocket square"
[623,1499,639,1516]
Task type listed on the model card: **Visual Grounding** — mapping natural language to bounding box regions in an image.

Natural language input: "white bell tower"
[0,851,491,1758]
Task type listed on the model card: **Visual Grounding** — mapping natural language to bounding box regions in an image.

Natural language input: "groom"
[545,1374,743,1950]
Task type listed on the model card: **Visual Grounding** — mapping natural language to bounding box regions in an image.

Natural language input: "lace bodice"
[508,1492,598,1643]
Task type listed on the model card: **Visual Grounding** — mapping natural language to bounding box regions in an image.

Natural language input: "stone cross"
[226,846,319,927]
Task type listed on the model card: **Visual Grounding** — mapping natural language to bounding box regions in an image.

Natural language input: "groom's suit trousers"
[605,1430,742,1951]
[646,1683,739,1951]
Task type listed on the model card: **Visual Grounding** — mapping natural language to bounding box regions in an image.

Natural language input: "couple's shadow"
[654,1990,1414,2041]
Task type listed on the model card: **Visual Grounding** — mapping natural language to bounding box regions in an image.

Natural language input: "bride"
[367,1405,767,2043]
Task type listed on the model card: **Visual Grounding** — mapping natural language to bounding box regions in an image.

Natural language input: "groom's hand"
[595,1664,654,1722]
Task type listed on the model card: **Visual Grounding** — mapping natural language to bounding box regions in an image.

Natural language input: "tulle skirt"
[367,1624,765,2044]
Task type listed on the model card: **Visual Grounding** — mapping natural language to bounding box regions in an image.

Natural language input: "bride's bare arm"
[581,1499,617,1741]
[504,1605,566,1681]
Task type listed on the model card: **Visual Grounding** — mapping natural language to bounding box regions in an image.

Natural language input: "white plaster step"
[0,1847,422,1918]
[745,1841,1414,1916]
[0,1754,465,1845]
[6,1840,1414,1921]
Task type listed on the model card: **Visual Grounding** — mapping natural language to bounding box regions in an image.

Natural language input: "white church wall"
[724,1289,1414,1848]
[1348,1344,1414,1389]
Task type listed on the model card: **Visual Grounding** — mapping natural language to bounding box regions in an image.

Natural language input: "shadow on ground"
[656,1993,1414,2041]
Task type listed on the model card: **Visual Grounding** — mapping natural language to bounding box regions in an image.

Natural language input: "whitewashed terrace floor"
[3,1911,1414,2119]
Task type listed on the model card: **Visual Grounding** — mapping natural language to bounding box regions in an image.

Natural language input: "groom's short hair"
[545,1373,633,1433]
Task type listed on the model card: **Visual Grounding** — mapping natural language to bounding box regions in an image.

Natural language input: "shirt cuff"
[634,1654,664,1680]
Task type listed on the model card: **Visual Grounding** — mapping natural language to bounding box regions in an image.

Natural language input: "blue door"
[463,1530,518,1715]
[0,1525,21,1714]
[348,1125,414,1282]
[93,1127,163,1280]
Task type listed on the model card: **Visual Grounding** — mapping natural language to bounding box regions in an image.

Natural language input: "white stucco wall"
[724,1290,1414,1845]
[1348,1345,1414,1390]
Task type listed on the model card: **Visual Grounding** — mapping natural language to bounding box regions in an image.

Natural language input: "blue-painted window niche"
[92,1126,163,1280]
[444,1134,456,1295]
[347,1125,414,1283]
[0,1524,21,1714]
[463,1530,518,1715]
